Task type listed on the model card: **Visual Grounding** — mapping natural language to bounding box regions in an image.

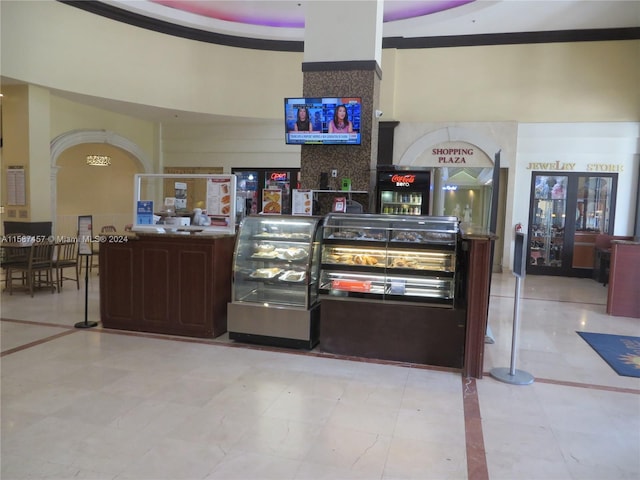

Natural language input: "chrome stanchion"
[490,231,534,385]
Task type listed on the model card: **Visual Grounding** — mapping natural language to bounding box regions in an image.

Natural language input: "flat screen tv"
[285,97,361,145]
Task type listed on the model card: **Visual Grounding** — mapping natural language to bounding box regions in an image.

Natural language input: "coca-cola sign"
[391,174,415,186]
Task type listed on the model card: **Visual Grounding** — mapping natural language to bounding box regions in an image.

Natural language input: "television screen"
[285,97,361,145]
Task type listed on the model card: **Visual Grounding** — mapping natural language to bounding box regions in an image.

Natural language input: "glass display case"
[319,214,459,306]
[227,215,323,348]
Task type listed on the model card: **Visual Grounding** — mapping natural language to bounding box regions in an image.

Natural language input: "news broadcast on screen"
[284,97,361,145]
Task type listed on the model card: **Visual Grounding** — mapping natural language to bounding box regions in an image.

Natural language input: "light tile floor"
[1,272,639,479]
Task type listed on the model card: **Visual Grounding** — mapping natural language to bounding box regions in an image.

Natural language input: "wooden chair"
[1,243,29,291]
[7,241,56,297]
[53,241,79,292]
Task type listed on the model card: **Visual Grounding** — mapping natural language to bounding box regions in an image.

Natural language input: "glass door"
[529,175,568,271]
[572,175,616,270]
[527,172,617,277]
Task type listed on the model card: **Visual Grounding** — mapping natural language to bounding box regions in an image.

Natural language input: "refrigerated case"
[319,214,459,306]
[227,215,323,348]
[376,167,431,216]
[318,214,467,368]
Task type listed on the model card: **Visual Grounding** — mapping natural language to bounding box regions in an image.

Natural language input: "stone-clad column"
[299,1,383,213]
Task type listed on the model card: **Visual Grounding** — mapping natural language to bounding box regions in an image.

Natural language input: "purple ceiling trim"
[150,1,476,29]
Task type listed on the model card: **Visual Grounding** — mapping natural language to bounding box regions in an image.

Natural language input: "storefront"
[527,171,618,277]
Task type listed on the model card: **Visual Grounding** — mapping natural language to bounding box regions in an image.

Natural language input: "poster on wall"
[262,189,282,214]
[292,189,313,215]
[77,215,93,256]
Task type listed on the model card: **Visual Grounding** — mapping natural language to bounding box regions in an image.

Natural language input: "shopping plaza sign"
[427,141,492,166]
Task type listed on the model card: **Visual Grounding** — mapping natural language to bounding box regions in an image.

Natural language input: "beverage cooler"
[376,167,431,216]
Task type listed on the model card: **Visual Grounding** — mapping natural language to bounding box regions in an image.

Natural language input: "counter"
[317,216,495,378]
[606,240,640,318]
[99,232,235,338]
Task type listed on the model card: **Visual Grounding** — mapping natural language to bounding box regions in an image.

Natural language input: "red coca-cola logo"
[390,174,415,183]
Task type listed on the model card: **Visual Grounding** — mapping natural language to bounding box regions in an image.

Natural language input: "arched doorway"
[50,130,152,234]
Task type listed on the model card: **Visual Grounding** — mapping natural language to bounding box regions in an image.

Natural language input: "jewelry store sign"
[525,161,624,172]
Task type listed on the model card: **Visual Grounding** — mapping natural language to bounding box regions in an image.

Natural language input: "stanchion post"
[490,232,534,385]
[75,217,98,329]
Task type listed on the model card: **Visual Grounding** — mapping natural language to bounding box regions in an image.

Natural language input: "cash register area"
[1,272,638,479]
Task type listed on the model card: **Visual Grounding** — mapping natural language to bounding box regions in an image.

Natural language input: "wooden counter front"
[99,233,236,338]
[606,240,640,318]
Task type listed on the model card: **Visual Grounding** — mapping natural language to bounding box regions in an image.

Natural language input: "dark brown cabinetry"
[99,233,235,338]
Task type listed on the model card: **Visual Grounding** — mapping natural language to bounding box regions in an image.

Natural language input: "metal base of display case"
[229,331,318,350]
[227,302,320,350]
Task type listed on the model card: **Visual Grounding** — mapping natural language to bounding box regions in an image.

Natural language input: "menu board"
[262,189,282,214]
[206,177,232,217]
[78,215,93,255]
[292,189,313,216]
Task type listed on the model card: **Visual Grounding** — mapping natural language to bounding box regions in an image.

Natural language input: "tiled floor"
[1,272,639,479]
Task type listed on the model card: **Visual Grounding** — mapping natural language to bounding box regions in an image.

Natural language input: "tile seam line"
[0,329,79,357]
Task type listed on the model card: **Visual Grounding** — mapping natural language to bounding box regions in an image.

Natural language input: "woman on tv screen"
[328,105,353,133]
[293,107,313,132]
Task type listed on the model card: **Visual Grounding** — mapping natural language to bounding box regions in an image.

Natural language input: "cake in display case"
[319,214,459,306]
[227,215,323,348]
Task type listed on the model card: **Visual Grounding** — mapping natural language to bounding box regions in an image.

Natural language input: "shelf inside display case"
[319,214,459,306]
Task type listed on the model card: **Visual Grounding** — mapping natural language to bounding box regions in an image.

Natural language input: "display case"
[318,214,467,369]
[319,214,459,306]
[227,215,323,348]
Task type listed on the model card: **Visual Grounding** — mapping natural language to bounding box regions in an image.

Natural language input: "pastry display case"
[227,215,323,348]
[319,214,459,306]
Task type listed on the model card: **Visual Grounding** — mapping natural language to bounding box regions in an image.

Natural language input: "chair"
[7,241,56,297]
[1,243,29,291]
[53,241,79,292]
[101,225,117,233]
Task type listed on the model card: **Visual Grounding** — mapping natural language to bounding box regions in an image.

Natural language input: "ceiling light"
[86,155,111,166]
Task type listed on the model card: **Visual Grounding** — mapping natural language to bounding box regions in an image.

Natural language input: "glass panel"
[572,176,613,269]
[575,176,612,233]
[530,175,567,268]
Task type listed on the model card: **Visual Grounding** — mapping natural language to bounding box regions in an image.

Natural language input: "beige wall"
[1,0,304,120]
[389,41,640,122]
[56,144,140,236]
[3,1,637,125]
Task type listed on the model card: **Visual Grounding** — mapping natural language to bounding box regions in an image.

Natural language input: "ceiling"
[109,0,640,41]
[6,0,640,125]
